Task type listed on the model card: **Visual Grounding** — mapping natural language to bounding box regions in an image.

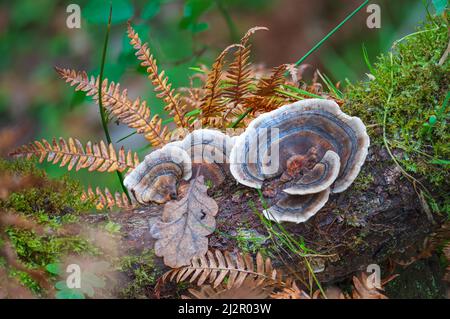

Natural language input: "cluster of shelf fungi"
[125,99,370,224]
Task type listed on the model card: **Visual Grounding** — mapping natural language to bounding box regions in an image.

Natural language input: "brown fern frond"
[55,67,169,146]
[200,44,241,125]
[10,137,139,173]
[223,27,268,107]
[255,64,287,97]
[127,23,188,128]
[183,277,274,299]
[157,250,283,291]
[81,186,133,210]
[245,64,288,113]
[270,281,320,299]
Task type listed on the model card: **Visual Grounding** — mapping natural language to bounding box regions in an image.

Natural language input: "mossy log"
[86,145,442,284]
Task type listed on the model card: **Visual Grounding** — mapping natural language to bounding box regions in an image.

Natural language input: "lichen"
[344,15,449,210]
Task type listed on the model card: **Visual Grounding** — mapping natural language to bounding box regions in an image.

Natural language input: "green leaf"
[55,280,69,290]
[432,0,448,15]
[56,289,85,299]
[428,115,437,125]
[179,0,212,30]
[430,159,450,165]
[46,263,62,275]
[191,22,209,33]
[141,0,161,20]
[84,0,134,24]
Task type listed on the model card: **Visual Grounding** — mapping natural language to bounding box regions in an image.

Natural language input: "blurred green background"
[0,0,434,191]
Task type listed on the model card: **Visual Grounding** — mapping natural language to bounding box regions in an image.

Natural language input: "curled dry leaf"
[150,176,218,268]
[351,272,388,299]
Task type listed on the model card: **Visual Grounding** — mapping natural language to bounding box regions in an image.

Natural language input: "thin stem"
[98,4,131,201]
[229,107,253,128]
[215,0,239,42]
[292,0,369,68]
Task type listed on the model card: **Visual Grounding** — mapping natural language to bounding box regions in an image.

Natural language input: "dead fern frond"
[55,67,169,146]
[255,64,287,96]
[223,27,268,107]
[183,277,274,299]
[244,64,288,113]
[81,186,133,210]
[270,281,320,299]
[10,137,139,173]
[127,23,188,128]
[200,44,241,125]
[157,250,283,291]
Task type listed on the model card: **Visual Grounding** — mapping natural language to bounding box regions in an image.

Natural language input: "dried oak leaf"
[150,176,218,268]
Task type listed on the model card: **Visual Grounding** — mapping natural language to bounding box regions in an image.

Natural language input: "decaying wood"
[92,145,442,285]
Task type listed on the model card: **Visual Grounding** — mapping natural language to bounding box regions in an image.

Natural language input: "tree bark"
[88,145,442,283]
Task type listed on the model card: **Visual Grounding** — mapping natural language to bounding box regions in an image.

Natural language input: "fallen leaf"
[150,176,218,268]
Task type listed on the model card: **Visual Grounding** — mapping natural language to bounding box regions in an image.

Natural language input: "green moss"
[118,249,160,299]
[3,177,93,216]
[344,16,449,207]
[352,171,375,192]
[236,228,269,255]
[0,159,95,216]
[0,159,100,296]
[6,228,99,268]
[0,158,44,178]
[9,269,42,294]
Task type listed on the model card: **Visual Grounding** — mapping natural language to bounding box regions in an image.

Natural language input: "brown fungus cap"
[282,150,340,195]
[230,99,370,193]
[171,129,236,187]
[124,145,192,204]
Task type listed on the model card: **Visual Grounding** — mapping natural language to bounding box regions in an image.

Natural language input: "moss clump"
[0,159,99,294]
[352,170,375,192]
[118,249,160,299]
[344,16,449,207]
[0,159,94,216]
[6,228,99,268]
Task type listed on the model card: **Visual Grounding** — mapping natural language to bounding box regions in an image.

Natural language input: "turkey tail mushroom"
[171,129,236,187]
[264,189,331,224]
[124,145,192,204]
[230,98,369,223]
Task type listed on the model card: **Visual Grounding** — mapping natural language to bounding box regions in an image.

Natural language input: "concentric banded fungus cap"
[124,145,192,204]
[263,189,330,224]
[282,150,340,195]
[171,129,236,186]
[230,98,370,194]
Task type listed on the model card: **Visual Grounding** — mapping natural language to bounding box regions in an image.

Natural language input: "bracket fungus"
[171,129,236,187]
[124,129,235,205]
[124,145,192,204]
[230,98,370,223]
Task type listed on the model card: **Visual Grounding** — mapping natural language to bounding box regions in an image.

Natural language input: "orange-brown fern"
[81,186,133,210]
[55,67,169,146]
[200,45,241,126]
[127,23,188,128]
[10,137,139,173]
